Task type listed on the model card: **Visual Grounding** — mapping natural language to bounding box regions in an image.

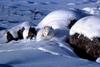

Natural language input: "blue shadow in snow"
[0,27,6,30]
[0,64,12,67]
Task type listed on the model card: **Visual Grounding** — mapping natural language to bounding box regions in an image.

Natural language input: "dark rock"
[6,31,15,43]
[69,33,100,61]
[17,27,25,40]
[27,27,37,39]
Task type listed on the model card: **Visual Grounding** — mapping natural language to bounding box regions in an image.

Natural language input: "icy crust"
[70,16,100,40]
[36,9,85,30]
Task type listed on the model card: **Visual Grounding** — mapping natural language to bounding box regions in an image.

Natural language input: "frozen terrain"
[0,0,100,67]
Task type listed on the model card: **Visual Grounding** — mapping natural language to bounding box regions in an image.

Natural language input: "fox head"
[42,26,54,37]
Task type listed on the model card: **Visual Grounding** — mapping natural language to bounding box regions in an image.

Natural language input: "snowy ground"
[0,0,100,67]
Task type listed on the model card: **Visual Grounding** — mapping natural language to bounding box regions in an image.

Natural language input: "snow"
[23,29,29,39]
[38,47,60,55]
[36,9,88,40]
[96,57,100,63]
[82,7,100,15]
[0,38,77,64]
[70,16,100,40]
[0,0,100,67]
[36,9,84,30]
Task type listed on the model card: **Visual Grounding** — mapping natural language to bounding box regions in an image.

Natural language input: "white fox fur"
[36,26,54,41]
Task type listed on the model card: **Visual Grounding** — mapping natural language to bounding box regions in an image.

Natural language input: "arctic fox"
[36,26,54,41]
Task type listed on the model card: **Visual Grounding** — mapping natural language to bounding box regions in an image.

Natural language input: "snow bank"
[70,16,100,40]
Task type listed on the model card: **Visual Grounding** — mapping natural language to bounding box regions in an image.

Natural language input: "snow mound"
[70,16,100,40]
[36,9,86,30]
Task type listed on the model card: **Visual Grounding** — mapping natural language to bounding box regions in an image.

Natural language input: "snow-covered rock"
[69,16,100,63]
[70,16,100,40]
[5,21,37,42]
[21,22,37,40]
[22,22,31,39]
[36,26,54,41]
[96,57,100,63]
[7,21,31,39]
[36,9,87,30]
